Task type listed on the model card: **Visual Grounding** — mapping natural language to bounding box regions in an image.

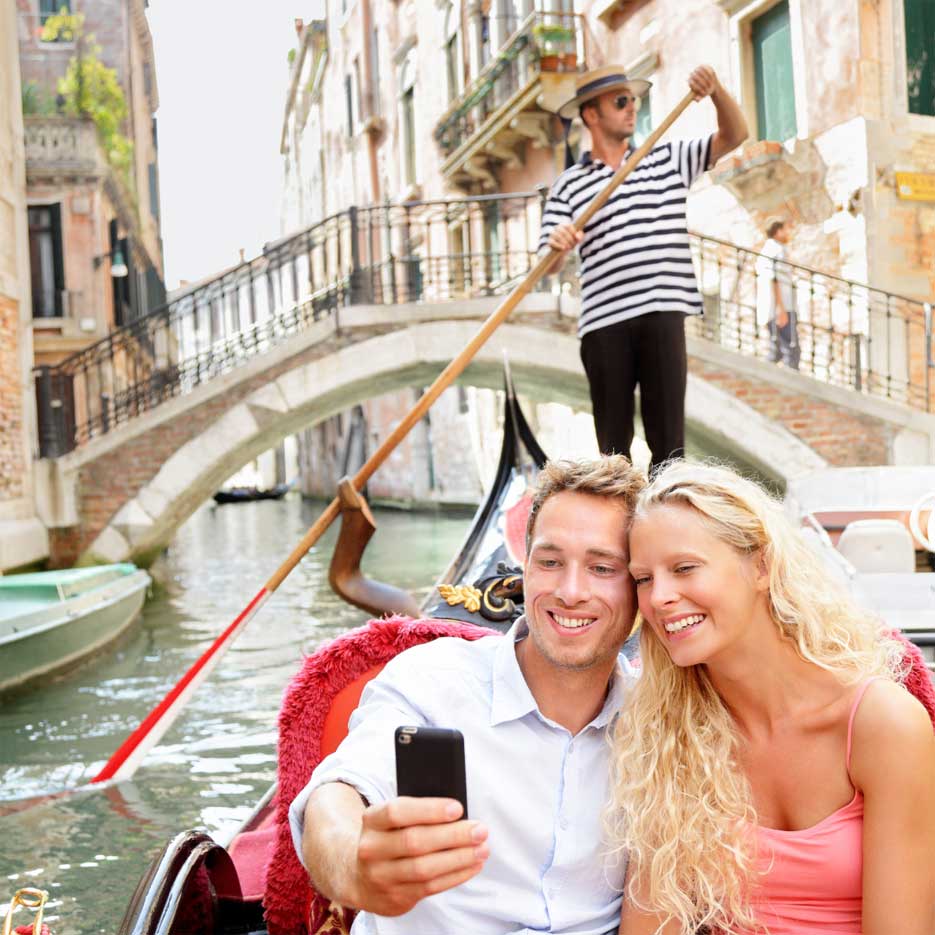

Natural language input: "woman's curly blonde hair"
[605,461,906,934]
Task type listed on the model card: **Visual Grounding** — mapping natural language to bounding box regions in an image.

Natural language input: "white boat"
[786,466,935,667]
[0,563,151,695]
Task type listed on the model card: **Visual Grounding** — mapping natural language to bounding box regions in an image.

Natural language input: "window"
[446,35,459,102]
[633,90,653,146]
[38,0,69,27]
[402,87,416,185]
[751,1,797,141]
[444,1,461,103]
[905,0,935,116]
[148,163,160,221]
[345,74,354,136]
[28,204,64,318]
[370,31,381,116]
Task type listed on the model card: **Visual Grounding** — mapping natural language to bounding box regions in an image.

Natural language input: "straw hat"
[557,65,652,120]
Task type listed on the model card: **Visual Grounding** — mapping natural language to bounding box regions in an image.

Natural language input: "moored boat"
[0,563,152,696]
[786,466,935,666]
[212,483,291,505]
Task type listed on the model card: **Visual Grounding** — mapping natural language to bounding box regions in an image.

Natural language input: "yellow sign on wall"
[895,172,935,202]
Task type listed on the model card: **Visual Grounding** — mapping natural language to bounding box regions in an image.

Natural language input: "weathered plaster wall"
[1,0,48,570]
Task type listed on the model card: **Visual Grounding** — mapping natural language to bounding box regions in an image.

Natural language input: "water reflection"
[0,497,470,933]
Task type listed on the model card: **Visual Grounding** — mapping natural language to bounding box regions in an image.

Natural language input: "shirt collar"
[490,615,631,730]
[577,149,632,171]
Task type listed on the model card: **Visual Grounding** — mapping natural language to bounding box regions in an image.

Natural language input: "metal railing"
[434,10,587,157]
[688,235,932,410]
[34,192,545,457]
[33,192,934,458]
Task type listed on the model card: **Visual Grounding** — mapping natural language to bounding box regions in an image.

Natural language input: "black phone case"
[394,726,468,819]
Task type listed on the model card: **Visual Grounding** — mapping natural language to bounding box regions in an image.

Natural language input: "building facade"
[17,0,166,449]
[281,0,934,502]
[1,0,48,572]
[282,0,935,304]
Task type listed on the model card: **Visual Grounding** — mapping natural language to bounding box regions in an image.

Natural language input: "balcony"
[24,116,103,179]
[434,11,589,189]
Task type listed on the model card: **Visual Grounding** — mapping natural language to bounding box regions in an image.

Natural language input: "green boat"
[0,564,151,695]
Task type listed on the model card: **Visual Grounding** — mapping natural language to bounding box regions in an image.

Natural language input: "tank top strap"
[845,677,882,773]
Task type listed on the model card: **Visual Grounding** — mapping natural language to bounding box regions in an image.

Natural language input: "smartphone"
[395,726,468,819]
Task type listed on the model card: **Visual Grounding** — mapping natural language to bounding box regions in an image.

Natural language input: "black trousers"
[580,312,687,471]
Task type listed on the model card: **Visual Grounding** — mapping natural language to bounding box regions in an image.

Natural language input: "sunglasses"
[612,94,639,110]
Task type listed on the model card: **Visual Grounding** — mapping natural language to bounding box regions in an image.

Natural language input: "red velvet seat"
[263,615,498,935]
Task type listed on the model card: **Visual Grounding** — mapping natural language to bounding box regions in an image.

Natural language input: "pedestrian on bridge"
[539,65,747,470]
[756,215,801,370]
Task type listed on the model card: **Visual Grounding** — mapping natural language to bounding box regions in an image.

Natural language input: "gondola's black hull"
[212,484,290,505]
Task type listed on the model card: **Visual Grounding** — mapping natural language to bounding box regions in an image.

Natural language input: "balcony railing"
[32,191,934,458]
[24,116,102,176]
[434,10,587,158]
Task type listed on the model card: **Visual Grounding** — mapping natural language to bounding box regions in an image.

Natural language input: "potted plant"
[532,22,576,71]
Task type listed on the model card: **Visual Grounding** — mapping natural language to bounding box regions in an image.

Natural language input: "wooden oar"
[90,90,696,785]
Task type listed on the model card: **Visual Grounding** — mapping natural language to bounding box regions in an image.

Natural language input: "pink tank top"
[745,678,879,935]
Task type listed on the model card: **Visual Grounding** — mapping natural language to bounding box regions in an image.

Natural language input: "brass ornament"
[438,583,483,613]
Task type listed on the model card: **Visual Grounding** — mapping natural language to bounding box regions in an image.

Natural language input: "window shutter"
[905,0,935,116]
[752,0,797,142]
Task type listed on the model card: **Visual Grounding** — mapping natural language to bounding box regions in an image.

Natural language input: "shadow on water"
[0,497,471,933]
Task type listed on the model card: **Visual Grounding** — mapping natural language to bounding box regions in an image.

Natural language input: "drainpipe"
[360,0,381,204]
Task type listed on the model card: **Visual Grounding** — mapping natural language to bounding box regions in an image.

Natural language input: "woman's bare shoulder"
[850,678,935,789]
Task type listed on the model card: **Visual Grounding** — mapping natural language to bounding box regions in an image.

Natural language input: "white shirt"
[755,237,795,322]
[289,618,634,935]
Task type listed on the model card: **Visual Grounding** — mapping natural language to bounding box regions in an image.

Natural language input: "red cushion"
[320,664,387,760]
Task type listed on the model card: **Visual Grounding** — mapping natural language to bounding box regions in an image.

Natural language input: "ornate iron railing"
[433,10,587,156]
[688,235,933,411]
[34,192,545,457]
[33,191,934,458]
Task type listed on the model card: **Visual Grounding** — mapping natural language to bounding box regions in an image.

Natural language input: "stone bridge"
[38,293,935,567]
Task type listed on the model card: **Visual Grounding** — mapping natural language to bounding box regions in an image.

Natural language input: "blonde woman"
[609,461,935,935]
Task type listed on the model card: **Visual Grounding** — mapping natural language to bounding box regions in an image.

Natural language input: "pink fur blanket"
[895,631,935,726]
[263,615,499,935]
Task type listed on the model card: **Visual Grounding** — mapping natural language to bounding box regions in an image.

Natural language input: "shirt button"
[559,816,569,830]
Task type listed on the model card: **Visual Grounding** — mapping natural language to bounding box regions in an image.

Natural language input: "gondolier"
[540,64,747,470]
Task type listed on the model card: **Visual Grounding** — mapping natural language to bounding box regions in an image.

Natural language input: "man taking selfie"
[290,455,644,933]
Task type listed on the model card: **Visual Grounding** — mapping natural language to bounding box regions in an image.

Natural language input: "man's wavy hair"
[605,460,906,934]
[525,455,646,555]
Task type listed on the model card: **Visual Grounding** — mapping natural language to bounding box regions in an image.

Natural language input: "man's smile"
[546,609,599,632]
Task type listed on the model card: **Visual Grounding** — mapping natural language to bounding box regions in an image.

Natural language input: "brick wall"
[688,357,891,466]
[0,295,27,502]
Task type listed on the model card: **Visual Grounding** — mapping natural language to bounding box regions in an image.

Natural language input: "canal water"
[0,497,471,933]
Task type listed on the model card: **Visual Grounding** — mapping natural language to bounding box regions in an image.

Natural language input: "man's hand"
[352,797,489,916]
[776,307,790,329]
[547,222,584,255]
[688,65,720,101]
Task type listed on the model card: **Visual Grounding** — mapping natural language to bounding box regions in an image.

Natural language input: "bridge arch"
[79,321,825,565]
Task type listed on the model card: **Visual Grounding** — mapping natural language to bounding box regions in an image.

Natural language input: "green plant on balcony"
[532,22,576,72]
[39,10,134,187]
[21,80,58,116]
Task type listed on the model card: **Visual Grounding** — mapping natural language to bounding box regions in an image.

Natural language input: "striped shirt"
[538,136,713,338]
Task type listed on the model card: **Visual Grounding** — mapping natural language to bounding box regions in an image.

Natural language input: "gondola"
[117,383,548,935]
[212,483,292,505]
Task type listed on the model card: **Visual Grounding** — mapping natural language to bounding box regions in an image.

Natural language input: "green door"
[753,1,797,141]
[905,0,935,116]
